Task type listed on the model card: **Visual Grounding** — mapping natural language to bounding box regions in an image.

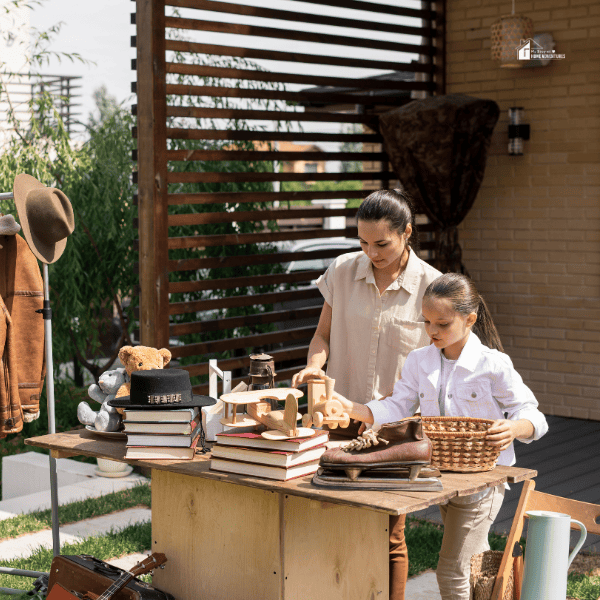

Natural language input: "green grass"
[0,511,595,599]
[405,516,594,600]
[0,483,150,541]
[405,516,444,576]
[0,521,152,597]
[567,574,600,600]
[404,516,511,576]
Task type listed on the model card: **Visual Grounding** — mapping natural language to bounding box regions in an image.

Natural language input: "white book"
[210,457,320,481]
[125,438,199,460]
[123,418,199,434]
[123,407,199,422]
[126,423,202,447]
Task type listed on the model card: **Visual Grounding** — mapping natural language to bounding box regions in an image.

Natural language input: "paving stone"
[406,570,441,599]
[0,508,151,560]
[0,474,148,520]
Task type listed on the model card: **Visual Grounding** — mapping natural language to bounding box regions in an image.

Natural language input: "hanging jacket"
[0,220,45,429]
[0,293,23,435]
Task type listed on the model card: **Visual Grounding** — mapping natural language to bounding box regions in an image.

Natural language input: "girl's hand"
[486,419,516,451]
[331,392,374,430]
[291,366,326,388]
[331,391,354,413]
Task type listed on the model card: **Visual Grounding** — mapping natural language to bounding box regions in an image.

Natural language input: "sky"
[30,0,418,120]
[29,0,137,126]
[26,0,423,143]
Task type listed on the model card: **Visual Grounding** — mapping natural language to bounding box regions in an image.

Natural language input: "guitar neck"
[96,571,134,600]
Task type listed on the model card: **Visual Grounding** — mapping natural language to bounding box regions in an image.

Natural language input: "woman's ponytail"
[356,188,420,255]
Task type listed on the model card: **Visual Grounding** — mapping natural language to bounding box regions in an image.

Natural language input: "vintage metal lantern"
[248,353,276,391]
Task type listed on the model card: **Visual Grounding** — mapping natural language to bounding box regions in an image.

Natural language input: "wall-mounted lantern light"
[491,1,533,68]
[508,107,530,156]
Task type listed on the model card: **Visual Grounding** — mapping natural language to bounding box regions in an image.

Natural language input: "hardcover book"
[123,407,199,423]
[126,422,202,447]
[210,457,320,481]
[125,436,200,460]
[210,443,326,468]
[123,417,200,435]
[214,430,329,452]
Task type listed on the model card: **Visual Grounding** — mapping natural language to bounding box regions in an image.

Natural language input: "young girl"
[334,273,548,600]
[293,188,442,600]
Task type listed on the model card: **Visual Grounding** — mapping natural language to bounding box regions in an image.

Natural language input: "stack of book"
[210,429,329,481]
[123,406,202,460]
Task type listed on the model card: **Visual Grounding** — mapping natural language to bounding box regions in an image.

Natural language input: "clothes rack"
[0,189,59,595]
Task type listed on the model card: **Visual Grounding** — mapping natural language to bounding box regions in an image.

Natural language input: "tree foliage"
[0,2,299,385]
[0,91,137,382]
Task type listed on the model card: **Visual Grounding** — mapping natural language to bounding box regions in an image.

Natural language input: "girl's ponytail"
[424,273,504,352]
[472,296,504,352]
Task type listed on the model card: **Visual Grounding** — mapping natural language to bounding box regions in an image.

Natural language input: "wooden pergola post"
[135,0,169,349]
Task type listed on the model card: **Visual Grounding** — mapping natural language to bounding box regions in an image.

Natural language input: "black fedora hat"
[108,369,216,410]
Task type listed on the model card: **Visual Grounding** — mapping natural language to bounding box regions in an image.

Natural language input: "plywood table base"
[25,430,538,600]
[151,470,388,600]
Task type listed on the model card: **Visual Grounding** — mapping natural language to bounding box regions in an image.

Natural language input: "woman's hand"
[486,419,517,451]
[291,366,326,388]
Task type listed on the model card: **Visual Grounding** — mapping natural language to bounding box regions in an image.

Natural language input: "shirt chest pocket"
[456,382,495,417]
[382,317,428,356]
[417,387,439,416]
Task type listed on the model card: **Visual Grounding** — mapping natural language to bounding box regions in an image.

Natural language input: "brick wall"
[447,0,600,419]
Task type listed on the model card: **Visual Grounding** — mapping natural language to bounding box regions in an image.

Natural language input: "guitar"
[47,553,167,600]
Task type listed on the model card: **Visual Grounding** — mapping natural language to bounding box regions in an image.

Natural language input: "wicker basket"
[422,416,501,472]
[470,550,514,600]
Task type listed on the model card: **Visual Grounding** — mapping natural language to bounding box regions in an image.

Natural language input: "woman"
[292,188,441,600]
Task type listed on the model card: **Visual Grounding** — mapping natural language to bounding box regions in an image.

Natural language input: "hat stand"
[0,190,60,596]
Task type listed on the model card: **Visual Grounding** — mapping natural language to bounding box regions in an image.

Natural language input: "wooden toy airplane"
[302,377,351,429]
[220,388,312,439]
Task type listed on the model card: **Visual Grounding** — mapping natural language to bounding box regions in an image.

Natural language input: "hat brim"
[13,173,69,264]
[107,394,217,410]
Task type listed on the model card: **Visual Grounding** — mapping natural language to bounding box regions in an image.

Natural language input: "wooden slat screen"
[134,0,444,394]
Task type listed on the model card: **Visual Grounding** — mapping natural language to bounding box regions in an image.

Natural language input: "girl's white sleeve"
[366,351,420,430]
[491,355,548,442]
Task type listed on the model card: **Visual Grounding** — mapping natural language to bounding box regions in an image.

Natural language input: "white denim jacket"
[366,333,548,467]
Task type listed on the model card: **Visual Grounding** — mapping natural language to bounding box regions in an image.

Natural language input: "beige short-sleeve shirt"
[316,249,441,405]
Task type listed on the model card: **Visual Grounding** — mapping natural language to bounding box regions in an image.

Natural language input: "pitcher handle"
[567,519,587,568]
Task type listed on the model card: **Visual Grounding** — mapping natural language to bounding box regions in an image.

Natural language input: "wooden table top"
[26,429,537,516]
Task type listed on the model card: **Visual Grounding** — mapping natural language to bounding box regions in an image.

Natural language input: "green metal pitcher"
[521,510,587,600]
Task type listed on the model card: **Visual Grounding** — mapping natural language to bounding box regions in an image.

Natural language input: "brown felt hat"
[13,174,74,264]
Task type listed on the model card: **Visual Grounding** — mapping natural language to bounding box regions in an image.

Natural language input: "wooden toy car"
[302,377,351,430]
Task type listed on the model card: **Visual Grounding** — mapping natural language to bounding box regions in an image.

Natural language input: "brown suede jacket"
[0,231,45,436]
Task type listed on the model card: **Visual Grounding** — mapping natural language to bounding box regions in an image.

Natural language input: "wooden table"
[26,430,537,600]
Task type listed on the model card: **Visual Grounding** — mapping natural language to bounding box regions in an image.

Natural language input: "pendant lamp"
[491,0,533,68]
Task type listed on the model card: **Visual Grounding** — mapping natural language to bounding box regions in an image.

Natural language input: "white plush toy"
[77,368,129,432]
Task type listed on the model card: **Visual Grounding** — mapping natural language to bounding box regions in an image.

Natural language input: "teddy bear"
[115,345,172,398]
[77,345,172,432]
[78,368,128,432]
